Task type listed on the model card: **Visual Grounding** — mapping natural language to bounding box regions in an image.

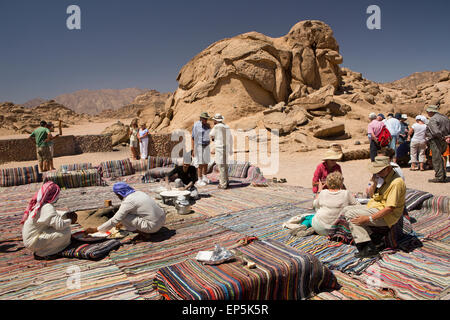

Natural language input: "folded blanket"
[58,239,121,260]
[59,163,93,172]
[153,239,339,300]
[100,159,134,178]
[0,165,42,187]
[43,169,103,188]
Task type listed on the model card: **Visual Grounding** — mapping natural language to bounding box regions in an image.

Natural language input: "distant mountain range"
[382,70,450,90]
[21,88,151,115]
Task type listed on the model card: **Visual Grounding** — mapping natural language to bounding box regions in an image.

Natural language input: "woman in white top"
[312,172,358,236]
[408,115,428,171]
[85,182,165,241]
[128,119,139,160]
[22,181,77,258]
[138,123,149,160]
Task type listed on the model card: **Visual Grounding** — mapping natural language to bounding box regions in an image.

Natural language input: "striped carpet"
[0,179,448,300]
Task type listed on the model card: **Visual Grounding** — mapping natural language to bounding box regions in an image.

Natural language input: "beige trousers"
[341,205,388,244]
[218,164,229,188]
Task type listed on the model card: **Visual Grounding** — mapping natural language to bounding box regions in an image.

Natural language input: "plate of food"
[72,231,111,242]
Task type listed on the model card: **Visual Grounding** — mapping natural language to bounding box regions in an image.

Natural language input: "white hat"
[401,114,408,119]
[212,113,224,122]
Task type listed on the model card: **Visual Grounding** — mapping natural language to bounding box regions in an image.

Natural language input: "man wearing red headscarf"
[22,181,77,258]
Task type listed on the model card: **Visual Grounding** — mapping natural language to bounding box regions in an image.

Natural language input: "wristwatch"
[369,215,374,223]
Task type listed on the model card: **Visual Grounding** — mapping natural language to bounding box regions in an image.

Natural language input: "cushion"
[228,161,251,178]
[405,188,434,211]
[59,239,121,260]
[0,165,42,187]
[100,159,134,178]
[153,239,339,300]
[148,156,175,169]
[59,163,93,172]
[43,169,103,188]
[145,167,175,180]
[130,159,148,173]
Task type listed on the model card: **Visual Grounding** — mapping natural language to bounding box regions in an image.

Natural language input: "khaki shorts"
[37,146,51,161]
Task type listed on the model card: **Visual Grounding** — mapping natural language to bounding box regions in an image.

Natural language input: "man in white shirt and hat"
[191,112,211,186]
[210,113,233,189]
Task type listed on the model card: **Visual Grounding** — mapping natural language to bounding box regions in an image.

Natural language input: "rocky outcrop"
[162,20,343,132]
[101,121,129,146]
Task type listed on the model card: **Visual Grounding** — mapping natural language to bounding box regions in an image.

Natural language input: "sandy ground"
[0,120,448,196]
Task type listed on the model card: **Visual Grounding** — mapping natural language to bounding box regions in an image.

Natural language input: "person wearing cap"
[377,113,385,121]
[408,115,428,171]
[368,112,386,161]
[210,113,233,189]
[84,182,165,240]
[384,113,402,163]
[165,153,199,199]
[340,156,406,258]
[312,145,344,194]
[191,112,212,186]
[425,105,450,183]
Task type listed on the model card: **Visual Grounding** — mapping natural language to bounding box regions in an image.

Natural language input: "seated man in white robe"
[22,181,77,259]
[84,182,166,240]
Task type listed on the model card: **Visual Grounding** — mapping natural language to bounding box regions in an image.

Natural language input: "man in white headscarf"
[210,114,233,189]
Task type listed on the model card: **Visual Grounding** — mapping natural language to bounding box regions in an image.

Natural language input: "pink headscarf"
[21,181,61,224]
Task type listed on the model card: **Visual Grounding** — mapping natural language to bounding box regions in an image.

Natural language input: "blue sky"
[0,0,449,104]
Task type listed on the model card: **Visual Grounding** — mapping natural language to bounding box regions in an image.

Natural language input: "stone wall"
[148,134,183,157]
[0,135,113,164]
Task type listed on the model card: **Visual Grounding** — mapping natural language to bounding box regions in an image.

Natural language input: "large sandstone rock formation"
[161,20,343,133]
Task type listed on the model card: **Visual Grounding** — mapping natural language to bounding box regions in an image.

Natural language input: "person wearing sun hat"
[425,105,450,183]
[340,155,406,258]
[312,144,344,194]
[191,112,211,186]
[210,113,233,189]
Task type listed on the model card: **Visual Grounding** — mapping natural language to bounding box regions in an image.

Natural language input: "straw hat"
[426,105,439,113]
[322,145,343,161]
[368,156,391,174]
[212,113,224,122]
[200,112,210,119]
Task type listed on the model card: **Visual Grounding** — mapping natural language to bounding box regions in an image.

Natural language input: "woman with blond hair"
[311,171,358,236]
[128,119,140,160]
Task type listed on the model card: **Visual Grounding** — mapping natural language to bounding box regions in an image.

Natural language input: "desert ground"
[1,119,447,197]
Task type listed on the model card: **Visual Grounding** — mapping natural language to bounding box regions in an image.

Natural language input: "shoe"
[196,180,206,187]
[428,178,446,183]
[354,241,380,259]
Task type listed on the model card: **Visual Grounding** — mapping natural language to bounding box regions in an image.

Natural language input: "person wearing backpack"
[367,113,387,161]
[425,105,450,183]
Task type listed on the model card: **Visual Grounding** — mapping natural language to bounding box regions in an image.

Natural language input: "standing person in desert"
[425,105,450,183]
[138,123,149,160]
[210,113,233,189]
[29,120,52,172]
[128,119,140,160]
[191,112,211,186]
[45,122,60,170]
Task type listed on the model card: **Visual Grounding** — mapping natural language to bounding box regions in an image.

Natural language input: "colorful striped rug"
[154,239,339,300]
[310,270,399,300]
[108,221,244,299]
[358,239,450,300]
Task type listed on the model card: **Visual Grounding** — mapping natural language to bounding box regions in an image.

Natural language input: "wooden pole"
[58,120,62,136]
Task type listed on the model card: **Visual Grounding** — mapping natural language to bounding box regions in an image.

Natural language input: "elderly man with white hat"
[340,156,406,258]
[210,113,233,189]
[425,105,450,183]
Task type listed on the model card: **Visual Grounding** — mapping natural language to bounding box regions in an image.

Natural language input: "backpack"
[377,126,392,147]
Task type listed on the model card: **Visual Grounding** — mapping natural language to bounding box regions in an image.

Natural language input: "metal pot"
[175,203,191,215]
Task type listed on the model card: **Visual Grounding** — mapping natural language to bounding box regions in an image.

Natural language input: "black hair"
[40,120,47,127]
